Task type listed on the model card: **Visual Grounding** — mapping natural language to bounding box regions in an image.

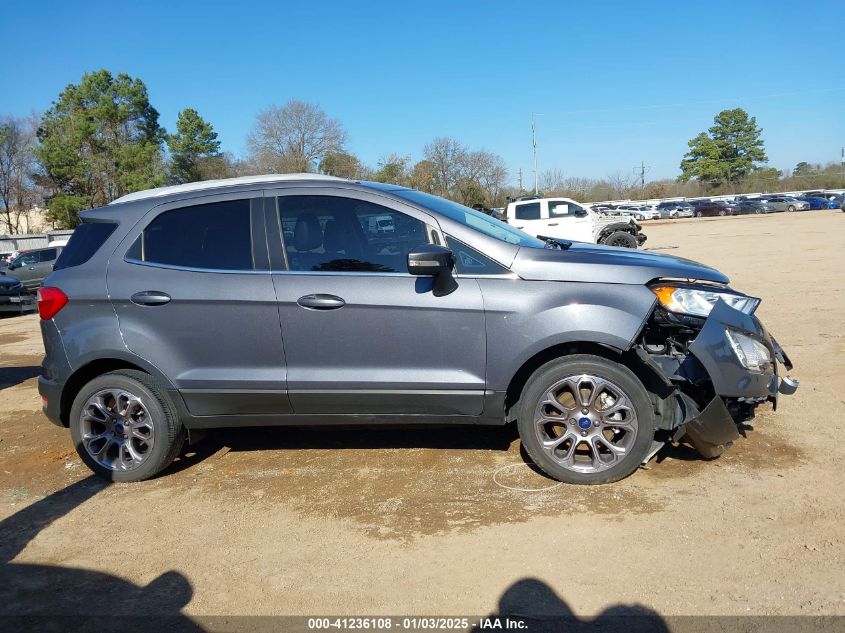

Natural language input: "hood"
[510,242,730,285]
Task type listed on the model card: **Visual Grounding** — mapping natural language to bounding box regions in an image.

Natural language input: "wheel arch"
[504,342,675,429]
[59,357,170,427]
[597,222,637,240]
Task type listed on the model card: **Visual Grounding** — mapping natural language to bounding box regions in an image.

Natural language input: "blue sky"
[2,0,843,183]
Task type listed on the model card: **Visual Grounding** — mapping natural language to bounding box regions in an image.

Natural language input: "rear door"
[265,188,487,416]
[36,248,59,286]
[107,191,290,416]
[508,201,545,236]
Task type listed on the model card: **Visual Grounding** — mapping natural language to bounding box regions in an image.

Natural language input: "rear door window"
[38,248,58,263]
[514,202,541,220]
[127,199,254,270]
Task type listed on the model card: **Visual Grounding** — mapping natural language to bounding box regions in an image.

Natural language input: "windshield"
[393,189,546,248]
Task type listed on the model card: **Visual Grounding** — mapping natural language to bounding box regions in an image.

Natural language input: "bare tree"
[605,170,633,199]
[423,137,466,196]
[539,169,566,193]
[468,150,508,205]
[0,115,40,234]
[246,100,347,173]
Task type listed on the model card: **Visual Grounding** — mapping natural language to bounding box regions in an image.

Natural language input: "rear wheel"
[787,205,796,212]
[603,231,637,249]
[695,211,703,217]
[69,370,184,482]
[516,355,657,484]
[718,209,726,216]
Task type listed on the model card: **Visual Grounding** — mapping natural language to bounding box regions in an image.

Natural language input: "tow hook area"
[779,376,800,395]
[683,396,740,446]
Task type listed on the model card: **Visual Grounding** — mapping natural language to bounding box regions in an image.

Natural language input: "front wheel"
[516,355,658,484]
[718,210,726,216]
[602,231,637,248]
[787,205,795,212]
[69,370,185,482]
[696,211,703,217]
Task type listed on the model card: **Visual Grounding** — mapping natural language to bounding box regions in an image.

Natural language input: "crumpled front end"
[639,298,798,453]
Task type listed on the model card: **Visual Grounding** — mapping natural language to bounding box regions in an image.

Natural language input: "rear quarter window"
[53,223,117,271]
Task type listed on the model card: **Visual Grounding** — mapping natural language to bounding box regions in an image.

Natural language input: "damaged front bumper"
[648,299,798,447]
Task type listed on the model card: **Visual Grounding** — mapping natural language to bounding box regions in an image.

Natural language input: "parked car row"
[587,190,843,220]
[0,246,63,315]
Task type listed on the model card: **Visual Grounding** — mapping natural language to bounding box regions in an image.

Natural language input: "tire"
[755,209,762,214]
[516,354,658,484]
[787,205,795,212]
[695,211,703,217]
[69,369,185,482]
[718,210,726,216]
[602,231,637,248]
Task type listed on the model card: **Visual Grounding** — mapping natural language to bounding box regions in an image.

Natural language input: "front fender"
[480,280,656,391]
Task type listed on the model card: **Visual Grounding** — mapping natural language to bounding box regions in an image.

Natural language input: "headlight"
[726,329,772,372]
[651,284,760,318]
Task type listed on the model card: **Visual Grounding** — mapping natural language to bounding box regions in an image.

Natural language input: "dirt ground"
[1,210,843,623]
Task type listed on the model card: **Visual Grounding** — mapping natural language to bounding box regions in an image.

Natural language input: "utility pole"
[518,168,524,192]
[532,113,539,195]
[530,113,545,195]
[841,147,844,186]
[634,160,650,199]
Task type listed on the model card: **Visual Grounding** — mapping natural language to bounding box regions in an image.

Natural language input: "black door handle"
[131,291,171,306]
[297,294,345,310]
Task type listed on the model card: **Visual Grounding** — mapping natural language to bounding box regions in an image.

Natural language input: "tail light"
[37,287,68,320]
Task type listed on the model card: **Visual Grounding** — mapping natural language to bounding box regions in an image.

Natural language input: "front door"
[546,200,594,242]
[265,189,487,416]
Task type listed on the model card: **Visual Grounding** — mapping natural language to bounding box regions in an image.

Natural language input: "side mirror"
[407,244,454,277]
[574,209,588,218]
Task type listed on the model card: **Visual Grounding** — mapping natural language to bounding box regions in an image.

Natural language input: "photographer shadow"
[472,578,669,633]
[0,476,202,632]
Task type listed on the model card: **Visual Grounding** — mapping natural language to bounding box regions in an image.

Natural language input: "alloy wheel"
[80,389,155,472]
[533,374,639,474]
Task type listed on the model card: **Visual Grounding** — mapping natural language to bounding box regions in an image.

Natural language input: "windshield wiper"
[537,235,572,250]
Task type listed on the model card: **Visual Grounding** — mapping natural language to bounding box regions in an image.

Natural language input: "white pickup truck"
[504,197,647,248]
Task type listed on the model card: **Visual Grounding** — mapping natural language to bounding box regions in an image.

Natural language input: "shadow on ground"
[0,365,40,390]
[162,423,521,477]
[472,577,669,632]
[0,476,200,632]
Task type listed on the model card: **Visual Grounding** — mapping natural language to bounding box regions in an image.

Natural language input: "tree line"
[0,69,510,230]
[1,69,841,231]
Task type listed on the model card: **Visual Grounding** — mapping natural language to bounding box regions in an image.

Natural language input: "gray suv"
[37,175,798,484]
[7,246,63,290]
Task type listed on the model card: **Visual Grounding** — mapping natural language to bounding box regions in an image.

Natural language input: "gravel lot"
[1,210,843,623]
